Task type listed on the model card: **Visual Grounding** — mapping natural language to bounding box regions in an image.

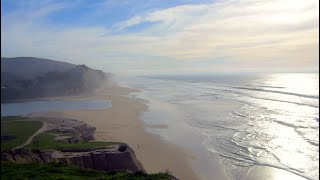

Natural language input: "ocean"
[120,73,319,180]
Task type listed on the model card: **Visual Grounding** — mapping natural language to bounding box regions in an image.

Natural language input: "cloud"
[30,2,66,19]
[113,16,144,31]
[2,1,66,21]
[1,0,319,75]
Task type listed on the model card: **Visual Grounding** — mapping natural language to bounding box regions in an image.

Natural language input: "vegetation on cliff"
[1,162,176,180]
[25,132,119,150]
[1,120,42,151]
[1,116,178,179]
[1,116,118,151]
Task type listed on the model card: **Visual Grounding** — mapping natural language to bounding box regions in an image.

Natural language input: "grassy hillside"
[1,119,42,151]
[1,162,175,180]
[1,116,119,151]
[25,132,119,150]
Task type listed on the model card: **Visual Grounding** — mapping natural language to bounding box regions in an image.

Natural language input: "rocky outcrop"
[1,144,145,173]
[34,117,96,141]
[73,124,95,140]
[64,137,82,143]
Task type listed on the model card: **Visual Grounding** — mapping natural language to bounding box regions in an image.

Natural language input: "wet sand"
[30,82,199,180]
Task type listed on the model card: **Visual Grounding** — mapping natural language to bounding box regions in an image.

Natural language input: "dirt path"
[13,122,48,150]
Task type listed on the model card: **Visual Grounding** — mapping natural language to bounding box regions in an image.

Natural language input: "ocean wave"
[247,95,318,108]
[273,119,319,130]
[206,141,314,180]
[203,121,318,180]
[294,128,319,146]
[231,86,319,99]
[204,90,318,108]
[256,85,285,89]
[186,117,239,131]
[232,111,248,118]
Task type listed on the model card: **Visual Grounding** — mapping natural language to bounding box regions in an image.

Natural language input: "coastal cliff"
[1,116,145,174]
[1,144,145,173]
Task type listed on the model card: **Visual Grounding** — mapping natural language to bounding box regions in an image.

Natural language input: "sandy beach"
[29,82,199,180]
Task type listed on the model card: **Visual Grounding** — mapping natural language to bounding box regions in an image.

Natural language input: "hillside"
[1,57,110,103]
[1,57,76,79]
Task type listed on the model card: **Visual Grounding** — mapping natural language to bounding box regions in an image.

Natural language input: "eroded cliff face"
[1,149,54,163]
[1,145,145,173]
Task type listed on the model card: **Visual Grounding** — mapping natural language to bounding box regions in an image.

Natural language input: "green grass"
[1,116,119,151]
[1,120,42,151]
[1,116,29,121]
[25,132,120,150]
[1,162,175,180]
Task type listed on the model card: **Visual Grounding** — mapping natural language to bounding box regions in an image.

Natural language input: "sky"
[1,0,319,75]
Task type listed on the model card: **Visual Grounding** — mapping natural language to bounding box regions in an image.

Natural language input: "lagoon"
[1,100,112,117]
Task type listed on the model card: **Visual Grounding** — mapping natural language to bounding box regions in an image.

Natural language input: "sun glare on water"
[257,73,319,179]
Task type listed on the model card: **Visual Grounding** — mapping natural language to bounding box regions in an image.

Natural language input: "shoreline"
[28,82,199,180]
[2,80,309,180]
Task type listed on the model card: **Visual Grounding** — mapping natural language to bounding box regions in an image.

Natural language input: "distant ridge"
[1,57,109,103]
[1,57,76,79]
